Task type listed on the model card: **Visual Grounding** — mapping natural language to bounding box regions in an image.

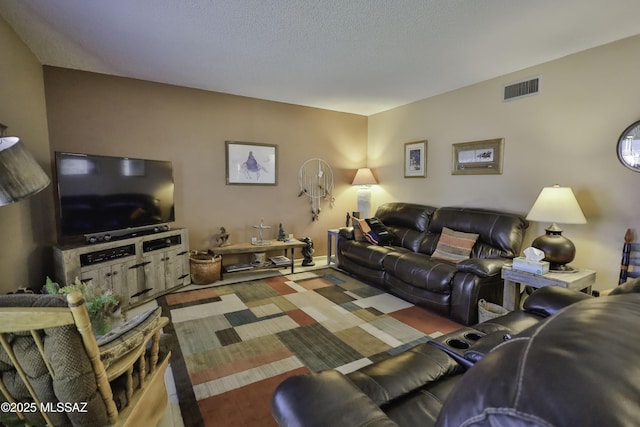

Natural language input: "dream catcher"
[298,158,335,221]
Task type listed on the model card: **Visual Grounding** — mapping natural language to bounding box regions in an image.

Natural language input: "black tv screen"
[55,152,175,239]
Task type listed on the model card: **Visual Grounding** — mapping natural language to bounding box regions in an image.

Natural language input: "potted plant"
[44,277,123,336]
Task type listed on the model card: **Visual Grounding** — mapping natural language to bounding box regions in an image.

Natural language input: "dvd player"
[142,234,182,252]
[80,244,136,267]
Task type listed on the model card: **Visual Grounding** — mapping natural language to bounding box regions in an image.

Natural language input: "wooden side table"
[501,266,596,310]
[209,240,306,277]
[327,229,340,265]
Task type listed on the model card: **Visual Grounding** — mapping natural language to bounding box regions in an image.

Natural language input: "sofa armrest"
[338,226,355,240]
[523,286,593,317]
[609,277,640,295]
[456,258,510,278]
[272,370,398,427]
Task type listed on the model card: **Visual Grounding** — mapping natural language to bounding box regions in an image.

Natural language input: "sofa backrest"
[427,207,528,258]
[374,202,437,252]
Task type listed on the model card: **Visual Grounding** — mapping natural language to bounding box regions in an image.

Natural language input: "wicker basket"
[478,299,509,323]
[189,251,222,285]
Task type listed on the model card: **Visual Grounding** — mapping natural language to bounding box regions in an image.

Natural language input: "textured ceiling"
[1,0,640,116]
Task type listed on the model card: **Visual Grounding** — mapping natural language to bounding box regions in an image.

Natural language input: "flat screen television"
[55,152,175,241]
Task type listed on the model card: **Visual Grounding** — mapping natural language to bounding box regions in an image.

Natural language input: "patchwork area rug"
[159,268,462,426]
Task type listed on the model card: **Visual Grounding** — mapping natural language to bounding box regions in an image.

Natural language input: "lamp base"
[531,224,576,271]
[549,264,577,273]
[356,187,372,218]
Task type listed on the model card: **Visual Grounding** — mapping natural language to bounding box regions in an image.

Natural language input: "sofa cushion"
[386,375,461,427]
[375,202,435,232]
[428,207,528,258]
[347,342,461,406]
[272,370,398,427]
[386,226,428,253]
[339,240,401,269]
[374,203,437,251]
[383,252,457,293]
[385,275,451,315]
[431,227,479,263]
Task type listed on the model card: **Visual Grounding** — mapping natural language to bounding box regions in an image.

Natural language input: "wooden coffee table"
[209,239,306,278]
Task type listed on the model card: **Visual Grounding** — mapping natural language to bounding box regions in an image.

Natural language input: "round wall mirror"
[617,120,640,172]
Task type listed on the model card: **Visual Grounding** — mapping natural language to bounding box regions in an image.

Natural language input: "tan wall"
[0,18,55,293]
[368,34,640,291]
[43,67,368,262]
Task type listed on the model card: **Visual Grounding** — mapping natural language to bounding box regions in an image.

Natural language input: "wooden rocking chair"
[0,291,171,426]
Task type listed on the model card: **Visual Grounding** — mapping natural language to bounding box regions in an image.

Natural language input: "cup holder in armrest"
[428,328,513,368]
[427,328,487,369]
[462,331,513,365]
[446,338,470,350]
[464,332,484,341]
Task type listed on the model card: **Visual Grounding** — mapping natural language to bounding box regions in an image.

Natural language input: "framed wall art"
[404,140,427,178]
[452,138,504,175]
[225,141,278,185]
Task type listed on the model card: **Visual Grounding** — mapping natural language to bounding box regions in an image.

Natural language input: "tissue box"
[512,257,550,275]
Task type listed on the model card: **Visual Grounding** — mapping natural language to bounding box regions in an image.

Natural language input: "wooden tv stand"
[53,228,190,309]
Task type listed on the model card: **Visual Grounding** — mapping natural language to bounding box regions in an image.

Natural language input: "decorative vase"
[92,316,112,337]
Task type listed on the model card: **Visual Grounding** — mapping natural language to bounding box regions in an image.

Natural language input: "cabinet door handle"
[129,261,151,269]
[178,274,189,280]
[177,251,188,256]
[130,288,153,298]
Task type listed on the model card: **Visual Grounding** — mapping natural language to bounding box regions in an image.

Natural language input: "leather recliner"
[271,280,640,427]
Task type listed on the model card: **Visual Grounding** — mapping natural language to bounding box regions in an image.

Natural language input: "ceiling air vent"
[503,76,541,101]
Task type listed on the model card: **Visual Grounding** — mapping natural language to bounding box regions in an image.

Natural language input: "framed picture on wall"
[225,141,278,185]
[452,138,504,175]
[404,140,427,178]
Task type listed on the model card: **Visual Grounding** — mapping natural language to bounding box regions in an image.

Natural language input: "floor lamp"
[352,167,377,218]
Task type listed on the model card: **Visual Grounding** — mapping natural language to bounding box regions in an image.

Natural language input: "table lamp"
[352,167,377,218]
[526,185,586,271]
[0,124,50,206]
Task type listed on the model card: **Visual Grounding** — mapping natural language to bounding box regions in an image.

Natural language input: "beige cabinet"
[163,246,190,289]
[79,258,138,306]
[54,228,190,309]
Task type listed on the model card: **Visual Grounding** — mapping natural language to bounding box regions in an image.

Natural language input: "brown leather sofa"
[272,281,640,426]
[337,202,529,325]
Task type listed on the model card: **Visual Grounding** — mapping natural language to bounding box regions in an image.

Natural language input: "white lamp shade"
[526,185,586,224]
[0,137,51,206]
[352,168,377,186]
